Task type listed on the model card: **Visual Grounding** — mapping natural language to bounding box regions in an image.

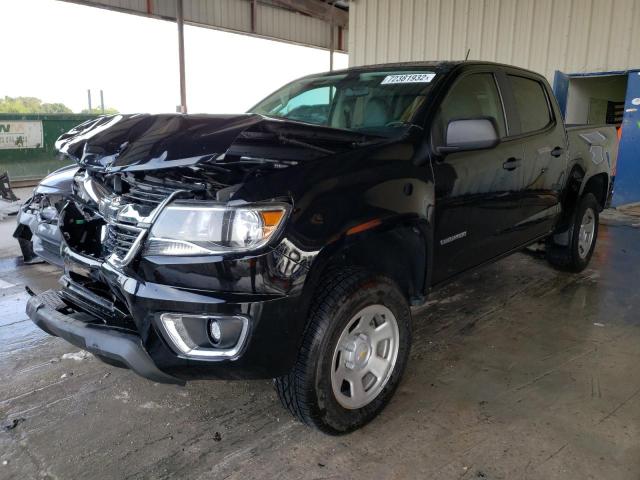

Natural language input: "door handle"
[502,157,521,171]
[550,146,564,157]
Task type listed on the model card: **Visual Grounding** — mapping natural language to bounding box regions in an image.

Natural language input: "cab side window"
[508,75,551,133]
[433,73,506,147]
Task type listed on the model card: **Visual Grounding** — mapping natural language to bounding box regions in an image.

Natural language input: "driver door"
[431,71,524,283]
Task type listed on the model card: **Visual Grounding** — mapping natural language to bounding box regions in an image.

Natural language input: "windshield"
[249,70,436,137]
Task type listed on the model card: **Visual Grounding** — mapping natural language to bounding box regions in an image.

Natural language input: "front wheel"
[547,192,599,272]
[274,268,411,434]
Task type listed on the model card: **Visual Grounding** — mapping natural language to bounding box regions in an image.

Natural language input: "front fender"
[299,217,433,307]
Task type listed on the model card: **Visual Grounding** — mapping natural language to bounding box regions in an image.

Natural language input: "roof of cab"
[314,60,544,79]
[325,61,460,76]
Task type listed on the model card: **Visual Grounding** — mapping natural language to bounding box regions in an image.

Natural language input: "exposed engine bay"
[61,159,295,265]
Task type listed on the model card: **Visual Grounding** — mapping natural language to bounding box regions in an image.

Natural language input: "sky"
[1,0,348,114]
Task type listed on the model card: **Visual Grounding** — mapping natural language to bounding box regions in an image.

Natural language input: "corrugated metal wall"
[349,0,640,81]
[255,2,339,49]
[67,0,347,52]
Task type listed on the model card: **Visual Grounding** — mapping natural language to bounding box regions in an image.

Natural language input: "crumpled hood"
[55,113,380,173]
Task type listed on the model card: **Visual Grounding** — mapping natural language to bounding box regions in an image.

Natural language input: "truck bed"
[566,124,618,178]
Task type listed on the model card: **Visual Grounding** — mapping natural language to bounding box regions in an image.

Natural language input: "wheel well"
[554,167,608,242]
[557,165,585,232]
[582,173,609,211]
[308,224,431,305]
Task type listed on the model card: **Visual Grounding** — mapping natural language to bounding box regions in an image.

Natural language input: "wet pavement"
[1,217,639,479]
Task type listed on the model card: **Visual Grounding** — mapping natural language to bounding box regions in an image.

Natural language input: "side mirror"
[437,118,499,155]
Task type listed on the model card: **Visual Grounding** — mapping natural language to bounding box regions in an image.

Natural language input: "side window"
[433,73,506,146]
[508,75,551,133]
[269,86,333,125]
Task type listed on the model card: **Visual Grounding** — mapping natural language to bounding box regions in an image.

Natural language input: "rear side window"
[508,75,551,133]
[433,73,506,146]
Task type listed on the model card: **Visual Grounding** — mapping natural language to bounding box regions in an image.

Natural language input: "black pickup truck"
[26,61,616,434]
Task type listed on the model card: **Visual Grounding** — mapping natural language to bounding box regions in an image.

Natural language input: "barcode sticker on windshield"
[381,73,435,84]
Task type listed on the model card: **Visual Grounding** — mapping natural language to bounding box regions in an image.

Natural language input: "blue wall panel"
[613,71,640,206]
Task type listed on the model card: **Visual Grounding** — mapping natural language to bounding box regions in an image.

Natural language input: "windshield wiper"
[277,134,335,155]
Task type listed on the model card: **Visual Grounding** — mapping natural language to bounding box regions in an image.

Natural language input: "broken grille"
[103,222,144,260]
[100,178,179,262]
[120,182,176,210]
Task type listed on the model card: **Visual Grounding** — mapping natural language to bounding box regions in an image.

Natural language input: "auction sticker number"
[381,73,436,85]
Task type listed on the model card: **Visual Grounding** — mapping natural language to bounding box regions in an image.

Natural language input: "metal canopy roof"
[60,0,348,52]
[57,0,348,113]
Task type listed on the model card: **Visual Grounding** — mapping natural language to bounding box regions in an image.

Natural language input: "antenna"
[465,49,471,61]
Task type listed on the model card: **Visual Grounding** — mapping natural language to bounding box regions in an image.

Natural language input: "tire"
[547,192,599,272]
[274,267,412,435]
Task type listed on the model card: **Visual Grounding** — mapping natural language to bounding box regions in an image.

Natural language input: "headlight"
[144,201,289,256]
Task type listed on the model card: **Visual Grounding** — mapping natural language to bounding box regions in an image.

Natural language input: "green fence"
[0,114,97,184]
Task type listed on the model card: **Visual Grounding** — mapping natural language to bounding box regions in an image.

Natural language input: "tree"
[0,96,73,114]
[80,107,119,115]
[43,103,74,114]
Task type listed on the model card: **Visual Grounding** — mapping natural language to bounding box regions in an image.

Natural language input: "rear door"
[431,68,525,283]
[503,71,568,242]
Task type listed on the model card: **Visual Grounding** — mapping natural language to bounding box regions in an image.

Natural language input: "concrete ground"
[1,210,639,479]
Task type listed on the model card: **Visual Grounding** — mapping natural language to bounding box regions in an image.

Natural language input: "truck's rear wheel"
[547,193,599,272]
[274,268,411,434]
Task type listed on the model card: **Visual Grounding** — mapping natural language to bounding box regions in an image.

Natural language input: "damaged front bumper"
[14,165,76,266]
[26,289,184,385]
[15,207,64,266]
[26,244,308,384]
